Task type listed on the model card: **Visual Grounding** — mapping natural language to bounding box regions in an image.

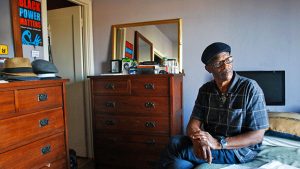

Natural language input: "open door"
[48,6,87,157]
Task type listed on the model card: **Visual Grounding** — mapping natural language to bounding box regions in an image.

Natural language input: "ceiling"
[156,23,178,43]
[47,0,77,10]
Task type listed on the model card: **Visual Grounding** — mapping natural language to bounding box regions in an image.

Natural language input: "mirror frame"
[134,31,153,62]
[10,0,23,57]
[111,18,182,72]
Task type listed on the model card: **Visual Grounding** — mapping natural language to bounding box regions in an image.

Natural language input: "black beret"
[201,42,231,64]
[32,59,58,74]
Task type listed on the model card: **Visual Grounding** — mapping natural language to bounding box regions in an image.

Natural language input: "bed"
[195,112,300,169]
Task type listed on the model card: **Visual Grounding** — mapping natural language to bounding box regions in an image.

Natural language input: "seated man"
[158,42,269,169]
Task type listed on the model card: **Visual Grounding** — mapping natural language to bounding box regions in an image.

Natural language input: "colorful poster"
[125,41,133,59]
[19,0,43,46]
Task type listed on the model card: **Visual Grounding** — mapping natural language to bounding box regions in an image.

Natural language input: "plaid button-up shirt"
[191,72,269,163]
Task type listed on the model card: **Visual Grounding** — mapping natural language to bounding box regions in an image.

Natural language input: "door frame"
[44,0,94,158]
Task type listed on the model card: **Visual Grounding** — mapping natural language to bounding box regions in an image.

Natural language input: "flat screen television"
[236,71,285,105]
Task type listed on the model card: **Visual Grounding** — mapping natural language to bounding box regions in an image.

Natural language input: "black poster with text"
[19,0,43,46]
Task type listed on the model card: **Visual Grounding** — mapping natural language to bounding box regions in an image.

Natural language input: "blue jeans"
[158,135,240,169]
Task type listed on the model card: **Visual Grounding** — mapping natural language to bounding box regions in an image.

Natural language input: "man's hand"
[191,130,221,150]
[187,118,219,164]
[191,138,212,164]
[190,130,221,164]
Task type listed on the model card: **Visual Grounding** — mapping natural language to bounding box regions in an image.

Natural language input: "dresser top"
[0,79,68,89]
[88,73,184,79]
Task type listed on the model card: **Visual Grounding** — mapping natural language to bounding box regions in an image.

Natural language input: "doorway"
[47,0,93,159]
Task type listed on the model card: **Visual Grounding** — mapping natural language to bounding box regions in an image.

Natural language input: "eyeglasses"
[209,56,233,68]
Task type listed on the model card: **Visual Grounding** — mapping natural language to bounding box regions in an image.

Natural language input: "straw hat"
[1,57,37,77]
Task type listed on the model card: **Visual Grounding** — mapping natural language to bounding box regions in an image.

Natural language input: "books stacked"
[136,65,159,74]
[137,64,171,74]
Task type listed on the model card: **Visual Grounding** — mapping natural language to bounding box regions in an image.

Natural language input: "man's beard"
[216,68,233,81]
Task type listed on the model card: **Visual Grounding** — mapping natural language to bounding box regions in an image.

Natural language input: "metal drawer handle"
[145,102,155,108]
[45,163,51,167]
[105,83,115,89]
[41,145,51,155]
[145,139,156,145]
[105,101,116,108]
[144,83,155,89]
[145,121,156,128]
[105,120,115,126]
[39,118,49,127]
[38,93,48,101]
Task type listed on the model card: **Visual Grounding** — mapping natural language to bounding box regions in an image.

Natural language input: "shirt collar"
[227,71,240,94]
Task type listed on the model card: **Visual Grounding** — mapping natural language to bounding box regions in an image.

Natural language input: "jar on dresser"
[0,80,70,169]
[88,74,183,169]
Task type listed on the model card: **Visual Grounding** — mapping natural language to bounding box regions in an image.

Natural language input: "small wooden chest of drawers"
[89,74,183,169]
[0,80,69,169]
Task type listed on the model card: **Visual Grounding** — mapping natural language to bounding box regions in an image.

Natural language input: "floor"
[78,157,95,169]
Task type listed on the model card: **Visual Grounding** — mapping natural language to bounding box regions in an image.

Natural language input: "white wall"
[129,25,174,60]
[92,0,300,129]
[0,0,15,58]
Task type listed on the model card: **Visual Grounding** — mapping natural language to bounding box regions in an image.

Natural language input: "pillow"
[264,130,300,142]
[263,135,300,148]
[265,112,300,141]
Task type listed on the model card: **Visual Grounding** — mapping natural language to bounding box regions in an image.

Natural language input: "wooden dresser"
[89,74,183,169]
[0,80,69,169]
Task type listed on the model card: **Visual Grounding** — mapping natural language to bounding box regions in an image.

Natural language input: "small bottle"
[174,61,179,74]
[162,57,168,73]
[168,59,176,74]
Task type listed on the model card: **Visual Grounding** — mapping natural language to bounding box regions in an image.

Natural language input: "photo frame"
[111,59,121,73]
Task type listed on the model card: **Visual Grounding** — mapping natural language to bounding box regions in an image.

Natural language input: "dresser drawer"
[94,96,169,115]
[95,136,164,169]
[0,91,15,119]
[0,133,66,169]
[17,86,63,114]
[95,133,169,146]
[95,152,160,169]
[131,77,169,96]
[92,79,130,95]
[95,115,169,134]
[0,108,64,153]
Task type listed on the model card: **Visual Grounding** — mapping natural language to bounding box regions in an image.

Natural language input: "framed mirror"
[134,31,153,62]
[111,18,182,72]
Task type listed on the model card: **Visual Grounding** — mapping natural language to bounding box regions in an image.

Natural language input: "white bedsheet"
[220,161,299,169]
[259,160,299,169]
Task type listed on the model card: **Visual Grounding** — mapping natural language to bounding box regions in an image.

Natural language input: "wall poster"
[125,41,133,59]
[19,0,43,46]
